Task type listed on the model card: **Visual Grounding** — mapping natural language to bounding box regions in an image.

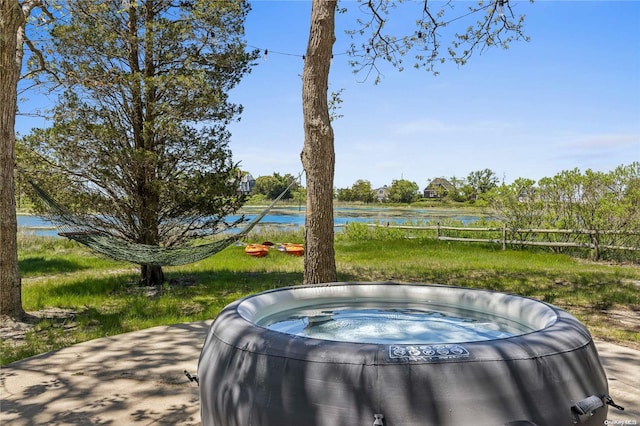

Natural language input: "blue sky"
[16,1,640,190]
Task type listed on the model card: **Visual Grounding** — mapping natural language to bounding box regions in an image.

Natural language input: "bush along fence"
[361,222,640,261]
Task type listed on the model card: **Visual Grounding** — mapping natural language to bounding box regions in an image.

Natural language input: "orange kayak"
[245,244,269,257]
[279,243,304,256]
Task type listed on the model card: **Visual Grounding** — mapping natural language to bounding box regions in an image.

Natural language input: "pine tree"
[21,0,258,285]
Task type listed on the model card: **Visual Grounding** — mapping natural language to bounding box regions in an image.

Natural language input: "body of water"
[17,206,489,237]
[16,215,58,237]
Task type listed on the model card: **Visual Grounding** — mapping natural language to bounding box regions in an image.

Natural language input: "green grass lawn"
[2,228,638,365]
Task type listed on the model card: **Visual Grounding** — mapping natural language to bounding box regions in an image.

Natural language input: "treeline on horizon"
[250,163,639,206]
[16,162,639,239]
[248,164,640,246]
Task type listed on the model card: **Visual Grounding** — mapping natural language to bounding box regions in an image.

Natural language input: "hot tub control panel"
[388,344,471,362]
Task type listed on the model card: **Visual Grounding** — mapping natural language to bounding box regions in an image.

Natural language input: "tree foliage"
[467,168,499,200]
[336,179,374,203]
[537,165,640,233]
[346,0,529,82]
[18,0,257,285]
[488,163,640,258]
[388,179,419,204]
[253,173,300,200]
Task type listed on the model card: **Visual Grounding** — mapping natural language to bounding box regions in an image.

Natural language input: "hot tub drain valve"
[184,370,199,386]
[603,394,624,411]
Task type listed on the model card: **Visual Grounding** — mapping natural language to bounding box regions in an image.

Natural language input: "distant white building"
[239,173,256,195]
[374,185,389,202]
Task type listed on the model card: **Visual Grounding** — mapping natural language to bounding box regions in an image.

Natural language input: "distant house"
[423,178,455,199]
[239,173,256,195]
[374,185,389,202]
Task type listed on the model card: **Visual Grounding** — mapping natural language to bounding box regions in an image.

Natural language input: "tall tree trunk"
[0,0,25,319]
[301,0,337,284]
[128,1,163,285]
[140,264,164,286]
[140,0,162,286]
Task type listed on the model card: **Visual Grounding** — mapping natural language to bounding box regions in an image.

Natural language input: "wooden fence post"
[436,222,440,240]
[592,231,600,260]
[502,224,507,251]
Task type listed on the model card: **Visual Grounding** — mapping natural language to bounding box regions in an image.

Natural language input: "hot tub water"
[262,302,534,344]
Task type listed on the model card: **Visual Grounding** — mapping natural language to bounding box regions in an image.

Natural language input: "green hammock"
[58,202,270,266]
[28,175,299,267]
[58,232,237,267]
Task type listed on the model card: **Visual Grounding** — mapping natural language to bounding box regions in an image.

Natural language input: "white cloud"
[560,133,640,151]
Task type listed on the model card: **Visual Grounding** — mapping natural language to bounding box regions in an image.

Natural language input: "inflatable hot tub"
[198,282,610,425]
